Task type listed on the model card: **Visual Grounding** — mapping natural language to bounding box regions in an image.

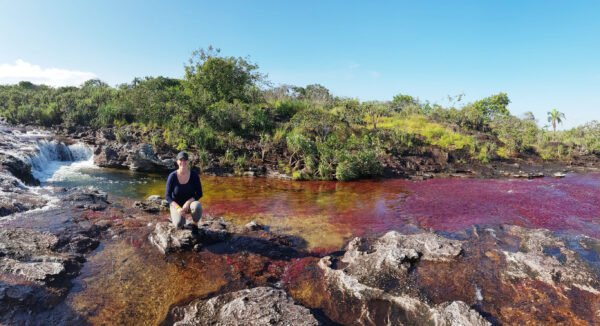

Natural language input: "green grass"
[375,115,475,152]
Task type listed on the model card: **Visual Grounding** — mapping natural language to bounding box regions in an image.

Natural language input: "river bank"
[0,123,599,325]
[48,123,600,181]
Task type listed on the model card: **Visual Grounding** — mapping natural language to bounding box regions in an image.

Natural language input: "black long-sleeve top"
[165,170,203,207]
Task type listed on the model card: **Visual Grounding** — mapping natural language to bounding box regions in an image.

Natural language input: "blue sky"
[1,0,599,129]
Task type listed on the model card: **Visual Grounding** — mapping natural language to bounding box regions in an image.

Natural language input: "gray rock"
[93,145,126,168]
[0,228,78,283]
[148,221,231,254]
[244,220,264,231]
[314,231,488,325]
[148,222,195,254]
[318,255,489,326]
[500,225,599,294]
[146,195,161,201]
[340,231,463,286]
[170,287,319,326]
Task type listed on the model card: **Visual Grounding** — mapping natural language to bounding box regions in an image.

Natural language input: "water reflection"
[48,165,600,242]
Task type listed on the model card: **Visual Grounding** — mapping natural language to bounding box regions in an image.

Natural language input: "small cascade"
[29,140,94,182]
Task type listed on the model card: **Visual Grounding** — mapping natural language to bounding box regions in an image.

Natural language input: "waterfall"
[29,140,94,182]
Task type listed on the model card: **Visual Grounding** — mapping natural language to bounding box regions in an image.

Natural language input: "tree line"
[1,47,599,180]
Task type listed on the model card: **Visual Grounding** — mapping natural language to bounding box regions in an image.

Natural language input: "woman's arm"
[165,173,182,210]
[194,173,203,200]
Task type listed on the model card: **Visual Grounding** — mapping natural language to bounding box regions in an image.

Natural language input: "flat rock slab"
[340,231,464,287]
[0,228,82,284]
[149,221,230,254]
[170,287,319,326]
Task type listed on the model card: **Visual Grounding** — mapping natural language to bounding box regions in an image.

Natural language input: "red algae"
[401,173,600,238]
[146,174,600,248]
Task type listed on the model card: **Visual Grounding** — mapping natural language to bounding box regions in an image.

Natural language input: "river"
[39,157,600,249]
[5,136,599,325]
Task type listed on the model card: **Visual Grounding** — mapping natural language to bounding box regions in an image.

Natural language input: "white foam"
[29,140,94,183]
[44,156,100,183]
[475,285,483,301]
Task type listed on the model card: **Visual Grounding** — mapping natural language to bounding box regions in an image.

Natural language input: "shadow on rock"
[149,220,310,261]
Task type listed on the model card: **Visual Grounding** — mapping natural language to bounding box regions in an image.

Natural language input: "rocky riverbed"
[1,123,599,325]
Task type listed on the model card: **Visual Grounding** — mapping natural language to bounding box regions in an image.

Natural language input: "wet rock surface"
[63,187,110,212]
[0,222,102,324]
[0,173,47,217]
[340,231,463,288]
[169,286,320,326]
[92,127,175,172]
[149,220,231,254]
[285,227,600,325]
[133,195,168,213]
[308,232,489,326]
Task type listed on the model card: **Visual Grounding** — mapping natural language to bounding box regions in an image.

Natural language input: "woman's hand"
[172,201,184,215]
[181,198,195,214]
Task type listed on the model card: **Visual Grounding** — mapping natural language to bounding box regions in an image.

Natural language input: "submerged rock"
[63,187,109,211]
[500,225,599,294]
[133,195,168,213]
[170,287,319,326]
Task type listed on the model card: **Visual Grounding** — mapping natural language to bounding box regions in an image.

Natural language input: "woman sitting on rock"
[165,151,203,228]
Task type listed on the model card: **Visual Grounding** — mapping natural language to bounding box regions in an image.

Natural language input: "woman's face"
[177,158,188,169]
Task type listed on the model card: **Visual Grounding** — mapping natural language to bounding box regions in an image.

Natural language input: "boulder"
[0,153,39,186]
[244,220,265,231]
[0,228,79,284]
[94,141,175,172]
[128,143,174,172]
[134,195,168,213]
[149,221,231,254]
[301,231,488,325]
[340,231,463,288]
[93,144,126,168]
[317,256,489,326]
[63,187,109,211]
[170,287,319,326]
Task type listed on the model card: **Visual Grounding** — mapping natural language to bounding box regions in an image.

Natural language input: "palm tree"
[547,108,565,134]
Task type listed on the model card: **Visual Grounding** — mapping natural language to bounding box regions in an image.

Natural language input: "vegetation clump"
[1,48,596,180]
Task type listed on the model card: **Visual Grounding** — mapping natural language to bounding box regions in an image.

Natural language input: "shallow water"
[43,164,600,248]
[38,162,600,325]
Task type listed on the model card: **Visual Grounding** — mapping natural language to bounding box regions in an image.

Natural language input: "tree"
[295,84,333,106]
[547,108,565,134]
[362,101,391,130]
[458,93,511,131]
[184,46,264,107]
[391,93,417,112]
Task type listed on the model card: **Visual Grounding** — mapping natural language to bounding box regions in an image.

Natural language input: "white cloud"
[0,59,97,87]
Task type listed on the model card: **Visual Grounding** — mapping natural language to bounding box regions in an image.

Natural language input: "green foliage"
[0,48,595,180]
[476,141,498,163]
[362,101,391,130]
[234,154,248,171]
[377,115,475,152]
[271,99,306,120]
[547,108,565,133]
[184,46,264,107]
[331,98,363,126]
[491,115,538,157]
[197,149,210,170]
[220,149,235,166]
[391,93,418,112]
